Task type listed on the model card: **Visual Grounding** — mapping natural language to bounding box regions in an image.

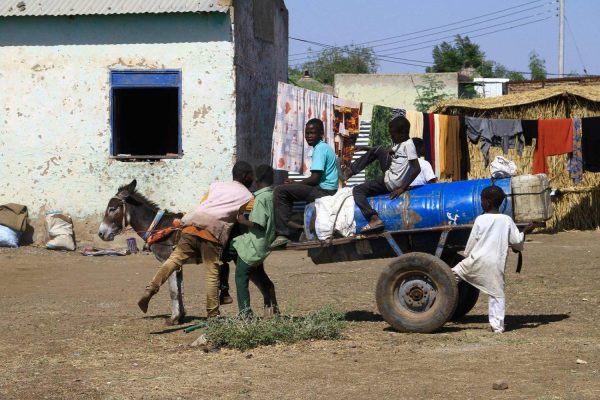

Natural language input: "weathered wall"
[0,13,236,235]
[233,0,288,167]
[334,73,459,121]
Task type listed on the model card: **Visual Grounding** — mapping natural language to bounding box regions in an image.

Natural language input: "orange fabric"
[533,119,574,174]
[438,115,448,176]
[182,226,219,243]
[444,115,461,181]
[181,188,252,244]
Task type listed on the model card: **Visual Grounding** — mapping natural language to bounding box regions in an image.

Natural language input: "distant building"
[0,1,288,232]
[334,73,459,120]
[473,78,509,98]
[507,76,600,94]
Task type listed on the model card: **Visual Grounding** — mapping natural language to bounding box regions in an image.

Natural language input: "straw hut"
[432,85,600,231]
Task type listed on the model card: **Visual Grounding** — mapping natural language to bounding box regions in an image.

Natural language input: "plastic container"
[304,178,513,240]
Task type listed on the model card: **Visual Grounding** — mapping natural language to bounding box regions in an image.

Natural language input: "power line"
[288,10,555,64]
[288,0,555,58]
[373,7,554,52]
[290,23,585,77]
[380,16,553,56]
[352,0,550,46]
[289,38,433,69]
[366,11,554,56]
[564,16,588,75]
[289,37,432,65]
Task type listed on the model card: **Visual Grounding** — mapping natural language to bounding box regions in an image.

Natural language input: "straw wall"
[442,95,600,231]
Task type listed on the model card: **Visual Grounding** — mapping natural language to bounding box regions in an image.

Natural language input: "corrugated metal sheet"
[0,0,230,17]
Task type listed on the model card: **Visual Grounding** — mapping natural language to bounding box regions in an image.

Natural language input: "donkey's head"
[98,179,137,241]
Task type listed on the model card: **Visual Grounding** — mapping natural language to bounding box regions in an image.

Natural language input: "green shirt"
[232,187,275,267]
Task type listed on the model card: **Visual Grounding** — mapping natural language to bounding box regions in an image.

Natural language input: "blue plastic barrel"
[304,178,512,240]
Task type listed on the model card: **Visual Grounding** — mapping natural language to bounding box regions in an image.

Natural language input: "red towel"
[533,119,573,174]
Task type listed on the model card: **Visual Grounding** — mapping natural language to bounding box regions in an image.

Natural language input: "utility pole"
[558,0,564,77]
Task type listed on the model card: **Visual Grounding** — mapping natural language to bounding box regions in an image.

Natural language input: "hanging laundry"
[434,114,441,176]
[532,118,573,174]
[272,83,308,174]
[303,88,334,174]
[406,110,423,139]
[271,82,334,174]
[444,115,461,181]
[582,116,600,172]
[438,114,448,176]
[428,113,436,170]
[391,108,406,118]
[422,113,432,163]
[521,119,538,146]
[332,98,361,163]
[568,118,583,185]
[459,116,470,180]
[465,117,524,166]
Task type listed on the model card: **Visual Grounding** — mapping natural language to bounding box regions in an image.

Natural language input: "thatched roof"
[432,85,600,113]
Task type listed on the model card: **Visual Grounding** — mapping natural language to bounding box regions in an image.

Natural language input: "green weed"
[204,305,346,351]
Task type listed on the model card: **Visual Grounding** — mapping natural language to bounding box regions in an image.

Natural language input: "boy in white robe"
[452,185,534,333]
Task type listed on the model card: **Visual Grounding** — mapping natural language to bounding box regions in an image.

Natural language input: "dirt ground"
[0,231,598,400]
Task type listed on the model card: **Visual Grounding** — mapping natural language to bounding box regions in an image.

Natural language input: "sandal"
[360,223,385,234]
[270,236,290,249]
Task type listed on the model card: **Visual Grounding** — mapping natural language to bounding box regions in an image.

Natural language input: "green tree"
[301,45,378,85]
[506,71,526,81]
[428,35,526,81]
[528,50,547,80]
[414,75,450,112]
[427,35,494,77]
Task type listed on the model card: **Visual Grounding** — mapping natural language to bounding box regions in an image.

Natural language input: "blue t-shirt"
[311,140,338,190]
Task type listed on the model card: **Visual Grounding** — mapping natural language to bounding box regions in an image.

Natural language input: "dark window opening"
[112,88,179,157]
[110,70,181,160]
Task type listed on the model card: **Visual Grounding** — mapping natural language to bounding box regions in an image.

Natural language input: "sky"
[286,0,600,78]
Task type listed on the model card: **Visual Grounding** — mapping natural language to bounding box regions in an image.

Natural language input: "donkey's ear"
[128,179,137,191]
[118,179,137,198]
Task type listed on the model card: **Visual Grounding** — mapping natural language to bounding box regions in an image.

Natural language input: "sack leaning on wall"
[0,225,20,248]
[45,212,76,251]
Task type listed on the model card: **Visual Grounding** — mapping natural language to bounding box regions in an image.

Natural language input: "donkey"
[98,179,187,325]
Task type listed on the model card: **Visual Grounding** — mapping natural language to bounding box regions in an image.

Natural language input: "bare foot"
[340,164,353,181]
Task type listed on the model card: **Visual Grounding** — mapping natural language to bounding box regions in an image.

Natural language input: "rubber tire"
[441,253,480,321]
[451,280,480,321]
[376,252,458,333]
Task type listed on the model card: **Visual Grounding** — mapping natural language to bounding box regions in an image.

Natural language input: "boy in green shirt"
[232,165,278,316]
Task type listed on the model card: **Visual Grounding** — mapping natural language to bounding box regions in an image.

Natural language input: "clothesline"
[271,82,600,186]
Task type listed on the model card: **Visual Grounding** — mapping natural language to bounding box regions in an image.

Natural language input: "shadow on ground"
[345,310,383,322]
[456,313,570,331]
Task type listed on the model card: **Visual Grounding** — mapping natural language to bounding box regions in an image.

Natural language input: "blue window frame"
[110,70,182,159]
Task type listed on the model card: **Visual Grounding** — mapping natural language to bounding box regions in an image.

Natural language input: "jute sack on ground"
[45,213,75,251]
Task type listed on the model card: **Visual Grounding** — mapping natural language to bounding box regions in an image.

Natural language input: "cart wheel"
[376,252,458,333]
[451,281,480,321]
[441,253,480,321]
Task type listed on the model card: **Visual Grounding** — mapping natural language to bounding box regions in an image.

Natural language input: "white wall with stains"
[0,13,237,222]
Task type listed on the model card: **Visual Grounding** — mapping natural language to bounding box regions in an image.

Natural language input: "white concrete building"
[473,77,509,98]
[0,0,288,239]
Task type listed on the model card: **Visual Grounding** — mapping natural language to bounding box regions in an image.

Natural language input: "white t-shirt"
[409,159,437,187]
[452,213,524,298]
[384,139,418,191]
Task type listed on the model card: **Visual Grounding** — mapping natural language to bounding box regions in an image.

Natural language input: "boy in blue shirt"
[271,118,338,248]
